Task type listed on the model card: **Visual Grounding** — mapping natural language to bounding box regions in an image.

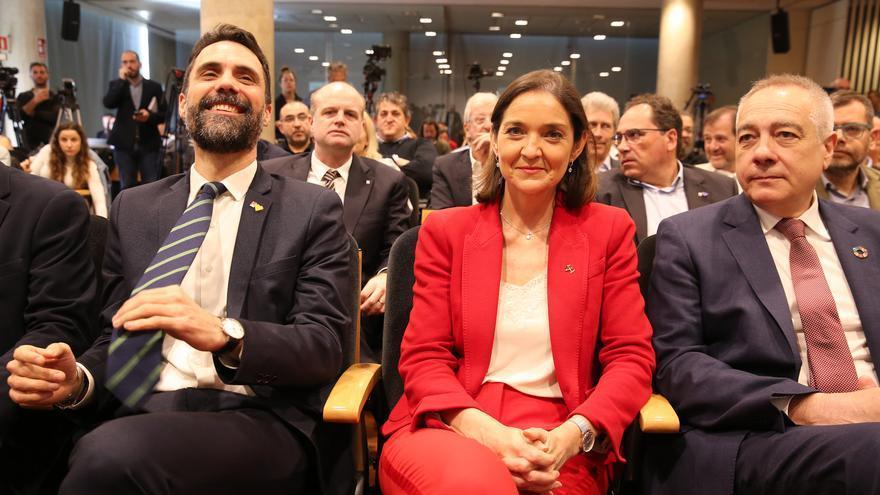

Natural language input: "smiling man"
[646,74,880,495]
[7,25,353,495]
[696,105,738,180]
[375,91,437,198]
[595,93,736,243]
[815,91,880,210]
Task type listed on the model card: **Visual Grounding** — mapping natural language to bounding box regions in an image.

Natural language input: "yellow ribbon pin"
[249,201,264,212]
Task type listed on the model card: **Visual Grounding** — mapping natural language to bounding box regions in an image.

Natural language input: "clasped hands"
[7,286,225,408]
[445,408,583,493]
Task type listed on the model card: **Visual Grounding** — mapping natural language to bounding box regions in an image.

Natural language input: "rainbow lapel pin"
[852,246,868,259]
[249,201,264,212]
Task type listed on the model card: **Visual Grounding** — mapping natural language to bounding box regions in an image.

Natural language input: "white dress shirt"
[468,147,481,206]
[754,195,877,392]
[306,152,352,204]
[631,162,688,237]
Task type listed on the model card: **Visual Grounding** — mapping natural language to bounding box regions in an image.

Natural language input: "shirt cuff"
[770,395,794,415]
[57,363,95,410]
[217,342,244,369]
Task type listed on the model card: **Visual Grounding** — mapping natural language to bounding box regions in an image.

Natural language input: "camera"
[363,45,393,113]
[467,63,493,91]
[58,78,77,102]
[0,65,19,99]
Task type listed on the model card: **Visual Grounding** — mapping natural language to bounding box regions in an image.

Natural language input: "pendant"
[526,232,533,240]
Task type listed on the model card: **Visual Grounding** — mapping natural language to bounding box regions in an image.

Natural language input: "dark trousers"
[735,423,880,494]
[113,148,161,190]
[1,401,76,495]
[60,408,309,495]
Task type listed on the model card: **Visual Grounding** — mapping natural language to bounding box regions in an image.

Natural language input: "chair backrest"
[637,234,657,300]
[88,215,109,289]
[403,176,421,226]
[381,226,420,410]
[342,234,362,368]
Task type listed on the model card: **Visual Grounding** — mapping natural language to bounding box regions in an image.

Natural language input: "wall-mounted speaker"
[61,1,81,42]
[771,10,790,54]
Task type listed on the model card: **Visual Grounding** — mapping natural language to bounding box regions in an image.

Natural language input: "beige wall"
[805,0,849,87]
[765,9,810,76]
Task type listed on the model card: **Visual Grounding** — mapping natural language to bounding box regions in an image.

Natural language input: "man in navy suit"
[264,81,410,361]
[646,74,880,494]
[8,25,352,495]
[103,50,166,189]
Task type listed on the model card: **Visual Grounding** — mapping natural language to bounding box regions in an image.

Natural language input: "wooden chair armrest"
[639,394,680,433]
[420,209,435,224]
[323,363,382,424]
[75,189,91,197]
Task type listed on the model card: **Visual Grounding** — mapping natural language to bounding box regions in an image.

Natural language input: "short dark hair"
[121,50,140,62]
[475,69,594,210]
[703,105,737,133]
[279,65,296,82]
[182,24,271,104]
[375,92,410,118]
[830,90,874,125]
[29,62,47,71]
[420,119,439,137]
[625,93,682,157]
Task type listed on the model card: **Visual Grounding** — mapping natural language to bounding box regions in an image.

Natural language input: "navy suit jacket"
[102,78,166,152]
[0,166,97,432]
[430,149,472,209]
[646,194,880,494]
[77,163,353,494]
[262,152,411,279]
[595,166,738,243]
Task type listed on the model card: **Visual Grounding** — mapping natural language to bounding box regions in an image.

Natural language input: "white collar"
[188,160,257,203]
[310,151,353,182]
[753,192,830,241]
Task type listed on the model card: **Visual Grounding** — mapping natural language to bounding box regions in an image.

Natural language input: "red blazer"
[382,200,655,461]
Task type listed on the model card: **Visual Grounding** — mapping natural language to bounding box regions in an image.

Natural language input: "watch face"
[222,319,245,339]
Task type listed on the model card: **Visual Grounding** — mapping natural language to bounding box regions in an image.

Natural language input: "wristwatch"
[567,415,596,453]
[216,318,244,355]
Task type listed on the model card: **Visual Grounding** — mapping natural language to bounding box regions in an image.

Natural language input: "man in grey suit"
[646,74,880,495]
[430,92,497,209]
[7,24,353,495]
[596,93,737,243]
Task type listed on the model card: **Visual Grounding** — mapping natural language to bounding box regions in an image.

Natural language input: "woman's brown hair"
[475,69,595,210]
[48,121,91,188]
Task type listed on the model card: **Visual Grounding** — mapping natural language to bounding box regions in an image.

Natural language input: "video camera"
[57,78,77,104]
[0,65,19,100]
[467,63,493,91]
[363,45,392,114]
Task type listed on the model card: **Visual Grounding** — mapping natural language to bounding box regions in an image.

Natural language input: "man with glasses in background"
[816,91,880,210]
[277,100,313,155]
[596,93,737,243]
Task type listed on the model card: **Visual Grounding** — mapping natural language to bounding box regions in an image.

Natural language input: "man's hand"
[471,132,492,165]
[32,88,50,104]
[789,375,880,425]
[112,286,226,352]
[118,66,130,81]
[7,343,81,408]
[360,272,387,316]
[132,109,149,123]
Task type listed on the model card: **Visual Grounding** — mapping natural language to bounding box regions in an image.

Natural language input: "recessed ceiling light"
[309,55,319,61]
[600,71,610,77]
[425,31,437,37]
[420,17,432,24]
[569,53,581,59]
[553,67,563,72]
[610,20,625,27]
[433,50,444,56]
[322,62,331,67]
[436,58,447,63]
[611,66,622,72]
[593,34,607,41]
[438,64,451,69]
[492,12,504,18]
[495,71,504,76]
[502,52,513,58]
[561,60,571,66]
[294,48,305,54]
[340,28,352,34]
[323,15,336,22]
[510,33,522,39]
[497,66,507,71]
[134,10,151,21]
[329,23,338,28]
[365,49,374,55]
[515,19,528,26]
[311,9,322,14]
[443,69,453,75]
[489,26,501,32]
[500,59,510,65]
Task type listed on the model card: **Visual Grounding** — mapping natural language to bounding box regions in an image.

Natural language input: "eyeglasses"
[612,128,668,146]
[833,122,872,139]
[281,115,310,123]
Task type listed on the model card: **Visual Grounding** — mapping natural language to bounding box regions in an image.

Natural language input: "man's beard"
[186,93,262,154]
[828,150,864,177]
[289,133,310,148]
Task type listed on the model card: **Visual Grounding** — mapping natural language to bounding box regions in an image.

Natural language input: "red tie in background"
[775,218,860,393]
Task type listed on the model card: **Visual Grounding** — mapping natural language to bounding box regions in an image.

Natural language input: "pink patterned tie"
[775,218,859,392]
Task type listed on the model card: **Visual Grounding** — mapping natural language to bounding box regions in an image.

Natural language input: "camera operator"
[103,50,165,189]
[15,63,60,152]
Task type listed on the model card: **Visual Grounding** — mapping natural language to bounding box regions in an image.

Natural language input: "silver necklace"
[499,211,551,240]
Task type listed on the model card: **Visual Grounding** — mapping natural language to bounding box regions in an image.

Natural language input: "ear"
[178,91,187,121]
[666,129,679,153]
[821,132,838,171]
[263,102,272,128]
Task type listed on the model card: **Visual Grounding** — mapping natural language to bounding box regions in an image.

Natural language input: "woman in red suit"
[379,70,655,494]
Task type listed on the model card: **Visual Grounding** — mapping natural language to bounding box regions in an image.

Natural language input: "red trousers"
[379,382,608,495]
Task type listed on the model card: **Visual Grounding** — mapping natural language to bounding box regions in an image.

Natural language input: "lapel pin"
[697,191,709,198]
[249,201,264,212]
[366,179,372,185]
[853,246,869,259]
[564,264,575,274]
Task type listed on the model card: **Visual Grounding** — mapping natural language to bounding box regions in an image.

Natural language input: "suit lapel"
[546,206,588,410]
[0,170,10,227]
[226,166,273,319]
[618,176,648,241]
[453,152,473,205]
[461,204,503,394]
[721,195,799,358]
[343,156,372,232]
[820,201,880,360]
[290,154,311,182]
[683,167,711,209]
[156,176,189,251]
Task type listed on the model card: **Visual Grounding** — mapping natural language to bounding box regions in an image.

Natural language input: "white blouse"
[32,154,108,218]
[482,272,562,398]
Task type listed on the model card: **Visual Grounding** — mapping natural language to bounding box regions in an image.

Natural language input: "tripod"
[1,94,28,151]
[161,68,188,176]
